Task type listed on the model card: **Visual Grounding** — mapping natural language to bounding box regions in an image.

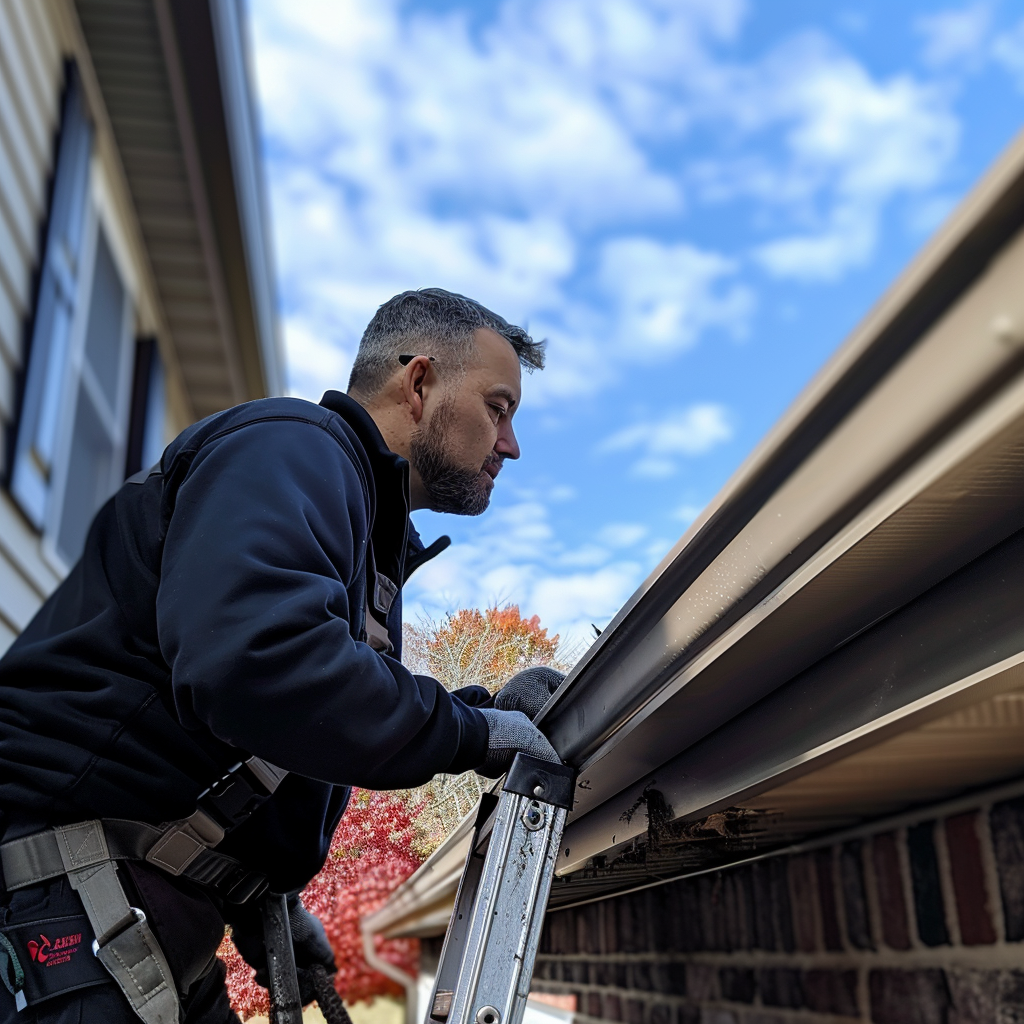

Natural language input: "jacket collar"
[317,391,450,584]
[319,391,409,588]
[318,390,405,485]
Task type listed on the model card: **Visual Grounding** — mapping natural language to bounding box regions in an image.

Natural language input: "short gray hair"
[348,288,545,398]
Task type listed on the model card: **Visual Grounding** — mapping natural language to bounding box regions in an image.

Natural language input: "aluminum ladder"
[425,753,576,1024]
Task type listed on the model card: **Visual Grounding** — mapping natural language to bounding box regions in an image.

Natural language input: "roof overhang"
[545,125,1024,889]
[74,0,283,416]
[378,124,1024,935]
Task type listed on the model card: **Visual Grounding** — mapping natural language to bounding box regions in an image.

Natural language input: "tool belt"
[0,756,288,1023]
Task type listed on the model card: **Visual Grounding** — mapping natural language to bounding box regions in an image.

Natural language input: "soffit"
[74,0,278,418]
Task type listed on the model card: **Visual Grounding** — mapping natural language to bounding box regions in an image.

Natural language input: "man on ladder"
[0,289,564,1024]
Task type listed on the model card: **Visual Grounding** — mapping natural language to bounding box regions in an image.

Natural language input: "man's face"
[410,328,522,515]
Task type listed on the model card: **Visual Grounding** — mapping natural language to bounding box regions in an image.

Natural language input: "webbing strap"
[0,757,289,1020]
[54,823,133,944]
[364,599,394,654]
[1,820,264,903]
[54,822,179,1024]
[2,756,289,904]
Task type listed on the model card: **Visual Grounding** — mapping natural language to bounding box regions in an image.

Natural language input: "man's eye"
[488,404,507,419]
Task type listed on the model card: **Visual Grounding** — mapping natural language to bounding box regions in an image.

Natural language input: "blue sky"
[248,0,1024,652]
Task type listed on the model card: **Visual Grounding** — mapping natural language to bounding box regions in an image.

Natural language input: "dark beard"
[410,397,494,516]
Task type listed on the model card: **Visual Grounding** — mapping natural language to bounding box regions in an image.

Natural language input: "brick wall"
[532,791,1024,1024]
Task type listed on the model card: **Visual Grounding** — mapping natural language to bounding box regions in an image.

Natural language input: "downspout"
[360,918,418,1024]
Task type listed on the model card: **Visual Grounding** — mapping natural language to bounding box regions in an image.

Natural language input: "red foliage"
[220,789,424,1020]
[217,931,268,1020]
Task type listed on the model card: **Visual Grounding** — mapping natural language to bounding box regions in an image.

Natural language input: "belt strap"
[54,821,179,1024]
[0,757,288,1021]
[2,756,288,905]
[2,820,265,904]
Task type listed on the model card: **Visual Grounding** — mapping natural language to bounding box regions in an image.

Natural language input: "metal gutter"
[528,130,1024,847]
[559,524,1024,871]
[561,347,1024,835]
[372,127,1024,937]
[537,128,1024,769]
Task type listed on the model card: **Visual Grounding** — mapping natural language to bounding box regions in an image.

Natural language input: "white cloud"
[672,34,961,281]
[675,503,705,524]
[596,522,648,548]
[531,565,643,640]
[599,403,733,476]
[283,315,353,400]
[746,38,959,279]
[993,19,1024,90]
[756,38,958,199]
[250,0,963,401]
[599,239,754,353]
[755,203,876,281]
[254,0,686,224]
[557,544,612,569]
[915,4,993,69]
[404,498,649,651]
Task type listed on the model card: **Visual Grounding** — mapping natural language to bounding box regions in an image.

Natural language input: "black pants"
[1,868,237,1024]
[0,960,237,1024]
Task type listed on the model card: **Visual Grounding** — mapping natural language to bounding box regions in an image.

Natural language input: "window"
[11,65,154,570]
[11,65,93,532]
[49,227,134,566]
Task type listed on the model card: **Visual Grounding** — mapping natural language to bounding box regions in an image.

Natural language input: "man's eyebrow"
[487,384,518,409]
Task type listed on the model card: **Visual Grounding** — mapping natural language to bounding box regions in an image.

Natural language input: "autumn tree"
[220,789,423,1019]
[406,604,560,694]
[402,604,565,853]
[219,605,568,1019]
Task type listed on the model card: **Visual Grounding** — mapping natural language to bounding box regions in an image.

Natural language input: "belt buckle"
[224,870,268,905]
[92,907,146,957]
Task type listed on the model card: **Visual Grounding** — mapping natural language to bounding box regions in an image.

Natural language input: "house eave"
[377,124,1024,930]
[74,0,283,417]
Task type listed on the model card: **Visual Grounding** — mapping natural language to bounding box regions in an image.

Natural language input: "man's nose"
[496,422,520,461]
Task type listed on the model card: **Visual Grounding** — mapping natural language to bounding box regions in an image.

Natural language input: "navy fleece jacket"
[0,392,488,888]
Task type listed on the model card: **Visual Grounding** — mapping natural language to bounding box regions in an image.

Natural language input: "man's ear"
[400,355,434,425]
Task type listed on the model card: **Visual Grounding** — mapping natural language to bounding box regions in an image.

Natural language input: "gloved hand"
[495,667,565,720]
[229,893,336,1006]
[476,707,559,778]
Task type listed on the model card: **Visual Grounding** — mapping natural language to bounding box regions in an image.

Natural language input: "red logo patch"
[26,932,81,966]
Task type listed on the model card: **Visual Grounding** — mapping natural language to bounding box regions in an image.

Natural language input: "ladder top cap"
[504,755,576,810]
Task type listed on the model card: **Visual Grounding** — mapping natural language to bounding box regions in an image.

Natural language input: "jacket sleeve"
[156,418,488,789]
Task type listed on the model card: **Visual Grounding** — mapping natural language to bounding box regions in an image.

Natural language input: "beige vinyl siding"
[0,0,67,647]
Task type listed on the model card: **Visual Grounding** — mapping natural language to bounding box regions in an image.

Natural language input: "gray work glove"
[495,667,565,720]
[476,707,559,779]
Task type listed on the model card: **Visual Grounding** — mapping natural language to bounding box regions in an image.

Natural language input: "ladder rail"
[426,755,575,1024]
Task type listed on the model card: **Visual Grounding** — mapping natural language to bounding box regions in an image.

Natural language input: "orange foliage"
[422,604,559,692]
